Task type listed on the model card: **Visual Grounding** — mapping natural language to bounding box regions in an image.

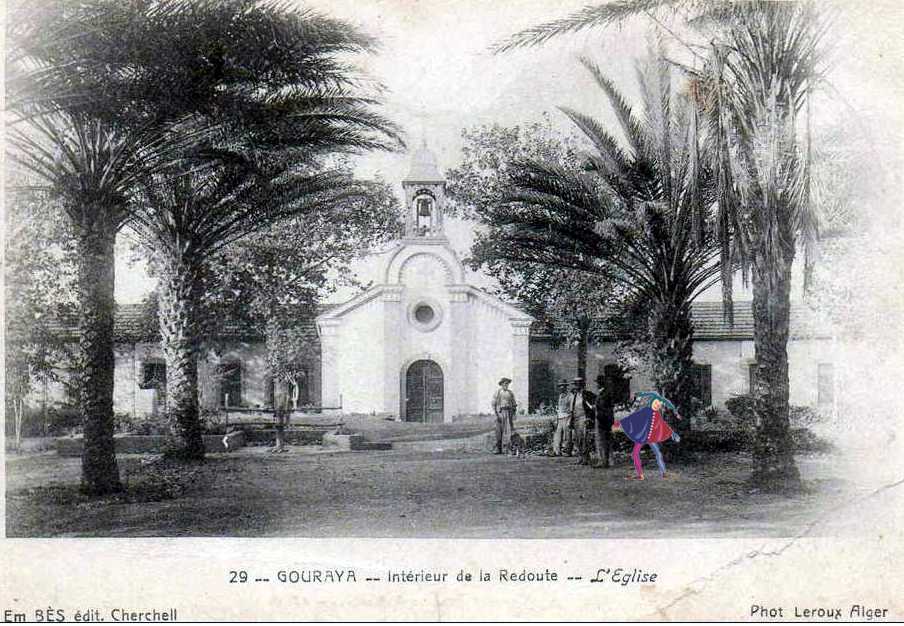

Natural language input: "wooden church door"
[405,360,443,423]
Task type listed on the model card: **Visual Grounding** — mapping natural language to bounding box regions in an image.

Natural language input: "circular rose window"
[414,304,435,323]
[409,299,443,332]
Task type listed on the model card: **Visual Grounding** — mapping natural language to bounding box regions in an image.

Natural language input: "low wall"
[55,431,246,457]
[241,428,329,446]
[322,433,392,451]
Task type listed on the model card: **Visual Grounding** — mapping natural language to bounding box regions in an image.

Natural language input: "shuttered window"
[691,363,712,407]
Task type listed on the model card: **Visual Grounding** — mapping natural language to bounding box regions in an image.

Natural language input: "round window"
[414,304,435,323]
[408,299,443,332]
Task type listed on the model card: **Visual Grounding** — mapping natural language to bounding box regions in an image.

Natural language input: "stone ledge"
[321,433,392,451]
[54,431,246,456]
[321,433,364,450]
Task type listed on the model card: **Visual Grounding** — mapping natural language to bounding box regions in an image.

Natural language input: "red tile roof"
[530,301,828,341]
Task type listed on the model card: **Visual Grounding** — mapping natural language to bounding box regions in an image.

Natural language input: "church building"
[315,145,534,422]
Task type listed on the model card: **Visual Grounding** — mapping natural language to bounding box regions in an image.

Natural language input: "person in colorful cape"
[613,392,682,480]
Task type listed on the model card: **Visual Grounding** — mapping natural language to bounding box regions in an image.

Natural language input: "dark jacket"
[594,388,616,430]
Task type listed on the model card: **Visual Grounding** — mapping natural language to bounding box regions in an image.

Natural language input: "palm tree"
[7,108,196,496]
[496,0,828,488]
[132,160,395,458]
[122,0,401,459]
[474,56,720,419]
[7,0,400,481]
[7,0,242,494]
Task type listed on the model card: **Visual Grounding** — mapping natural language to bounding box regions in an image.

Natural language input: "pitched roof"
[403,143,444,183]
[530,301,829,342]
[20,303,319,344]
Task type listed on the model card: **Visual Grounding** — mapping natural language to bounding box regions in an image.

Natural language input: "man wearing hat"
[570,377,597,465]
[492,377,517,454]
[593,373,616,468]
[552,379,573,456]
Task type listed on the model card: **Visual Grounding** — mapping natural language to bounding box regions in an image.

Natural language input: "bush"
[116,415,171,436]
[200,408,225,434]
[789,405,824,427]
[725,395,756,422]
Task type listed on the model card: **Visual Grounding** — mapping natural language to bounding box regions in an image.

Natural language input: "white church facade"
[315,146,534,422]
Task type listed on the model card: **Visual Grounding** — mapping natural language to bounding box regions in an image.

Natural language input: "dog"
[508,432,527,459]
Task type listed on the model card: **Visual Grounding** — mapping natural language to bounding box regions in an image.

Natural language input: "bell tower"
[402,141,446,239]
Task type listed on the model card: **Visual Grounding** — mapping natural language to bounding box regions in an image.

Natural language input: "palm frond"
[492,0,696,53]
[579,57,648,158]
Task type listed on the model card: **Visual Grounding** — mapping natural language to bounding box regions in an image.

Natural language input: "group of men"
[552,376,616,467]
[492,374,618,468]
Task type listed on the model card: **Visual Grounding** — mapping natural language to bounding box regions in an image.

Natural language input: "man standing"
[492,377,517,454]
[570,377,597,466]
[593,373,616,468]
[552,379,572,456]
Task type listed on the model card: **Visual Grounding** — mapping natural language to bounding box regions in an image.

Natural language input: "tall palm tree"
[7,0,400,482]
[495,0,828,488]
[7,0,241,494]
[475,57,720,419]
[8,114,192,495]
[122,0,401,459]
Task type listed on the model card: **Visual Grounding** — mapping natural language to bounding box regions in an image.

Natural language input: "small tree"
[199,178,401,450]
[4,186,80,448]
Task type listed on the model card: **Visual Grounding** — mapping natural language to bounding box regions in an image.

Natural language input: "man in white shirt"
[492,377,517,454]
[552,380,572,456]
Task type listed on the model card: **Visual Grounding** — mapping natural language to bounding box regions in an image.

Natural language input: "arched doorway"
[405,360,443,423]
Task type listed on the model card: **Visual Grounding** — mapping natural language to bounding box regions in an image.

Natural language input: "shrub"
[200,408,225,433]
[789,405,824,427]
[125,416,171,436]
[45,405,83,436]
[725,395,756,421]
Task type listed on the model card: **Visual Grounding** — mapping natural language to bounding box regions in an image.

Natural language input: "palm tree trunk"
[649,300,695,435]
[157,256,205,460]
[576,322,589,380]
[77,226,123,494]
[750,257,801,489]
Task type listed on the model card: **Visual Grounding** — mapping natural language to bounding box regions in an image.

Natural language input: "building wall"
[530,336,836,411]
[31,328,835,420]
[106,339,322,418]
[335,292,390,414]
[470,293,518,415]
[396,265,455,416]
[322,242,531,421]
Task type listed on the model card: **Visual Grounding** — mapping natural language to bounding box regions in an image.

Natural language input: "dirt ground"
[4,420,865,538]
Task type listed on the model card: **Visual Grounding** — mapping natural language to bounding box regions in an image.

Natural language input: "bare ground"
[4,428,859,538]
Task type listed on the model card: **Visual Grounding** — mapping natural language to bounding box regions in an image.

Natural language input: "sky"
[114,0,904,304]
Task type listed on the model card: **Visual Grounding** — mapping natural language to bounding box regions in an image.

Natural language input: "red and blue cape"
[616,406,676,444]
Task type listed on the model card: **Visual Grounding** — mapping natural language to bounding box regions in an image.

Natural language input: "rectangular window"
[748,363,758,395]
[139,362,166,390]
[690,363,712,407]
[529,360,555,412]
[218,362,242,407]
[817,363,834,406]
